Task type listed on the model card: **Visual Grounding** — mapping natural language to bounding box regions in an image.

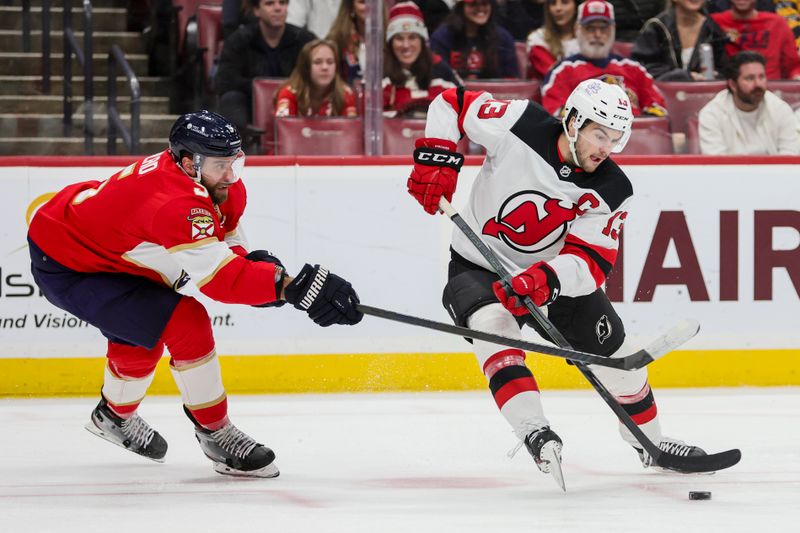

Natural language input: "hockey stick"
[357,303,698,371]
[438,198,741,474]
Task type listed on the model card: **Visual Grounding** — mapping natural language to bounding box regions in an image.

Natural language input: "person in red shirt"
[526,0,579,80]
[711,0,800,79]
[274,39,359,117]
[541,0,668,117]
[27,111,363,477]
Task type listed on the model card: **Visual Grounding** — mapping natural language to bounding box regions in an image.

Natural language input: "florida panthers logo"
[483,191,592,253]
[188,208,215,240]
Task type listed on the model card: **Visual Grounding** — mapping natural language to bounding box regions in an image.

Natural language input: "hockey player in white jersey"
[406,79,706,487]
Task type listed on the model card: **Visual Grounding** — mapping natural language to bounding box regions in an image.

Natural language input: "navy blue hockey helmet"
[168,110,242,162]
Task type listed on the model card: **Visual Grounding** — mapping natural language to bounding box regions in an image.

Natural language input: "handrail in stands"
[63,0,94,154]
[41,0,52,93]
[107,45,141,155]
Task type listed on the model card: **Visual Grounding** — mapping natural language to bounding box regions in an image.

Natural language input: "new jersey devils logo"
[482,191,579,253]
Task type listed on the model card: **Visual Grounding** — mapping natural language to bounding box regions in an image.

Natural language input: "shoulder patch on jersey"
[188,209,215,240]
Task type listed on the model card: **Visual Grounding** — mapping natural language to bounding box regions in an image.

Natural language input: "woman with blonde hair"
[526,0,579,79]
[326,0,387,84]
[275,39,358,117]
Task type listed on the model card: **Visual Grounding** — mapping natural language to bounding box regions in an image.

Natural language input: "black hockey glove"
[245,250,286,308]
[284,264,363,327]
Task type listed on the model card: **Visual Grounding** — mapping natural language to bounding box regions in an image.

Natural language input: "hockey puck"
[689,491,712,500]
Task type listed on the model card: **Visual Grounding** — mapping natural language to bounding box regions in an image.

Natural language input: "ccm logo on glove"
[408,138,464,215]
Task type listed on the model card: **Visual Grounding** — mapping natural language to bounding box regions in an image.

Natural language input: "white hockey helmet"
[562,79,633,162]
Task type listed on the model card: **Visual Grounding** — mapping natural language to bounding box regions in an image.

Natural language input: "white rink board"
[0,161,798,358]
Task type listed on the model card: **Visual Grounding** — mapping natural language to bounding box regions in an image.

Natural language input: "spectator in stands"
[217,0,316,131]
[542,1,667,116]
[430,0,521,79]
[526,0,579,79]
[698,51,800,153]
[413,0,454,35]
[287,0,341,39]
[606,0,663,41]
[383,2,461,118]
[711,0,800,79]
[222,0,257,38]
[495,0,545,42]
[632,0,729,81]
[275,39,359,116]
[326,0,380,84]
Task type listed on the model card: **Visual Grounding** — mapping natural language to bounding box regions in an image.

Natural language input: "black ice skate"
[635,437,707,473]
[84,397,168,462]
[184,406,279,478]
[524,427,565,491]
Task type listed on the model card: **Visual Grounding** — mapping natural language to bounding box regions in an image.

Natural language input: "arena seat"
[250,77,287,154]
[514,41,531,79]
[625,116,673,155]
[382,118,469,155]
[655,81,725,135]
[612,41,634,58]
[686,116,701,154]
[196,4,223,88]
[275,117,364,155]
[173,0,222,55]
[768,80,800,108]
[463,78,542,103]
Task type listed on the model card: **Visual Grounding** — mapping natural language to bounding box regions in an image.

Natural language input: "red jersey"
[542,54,667,116]
[711,11,800,79]
[28,150,278,306]
[274,85,358,117]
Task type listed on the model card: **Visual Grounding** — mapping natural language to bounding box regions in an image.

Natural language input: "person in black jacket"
[606,0,664,41]
[216,0,316,131]
[631,0,729,81]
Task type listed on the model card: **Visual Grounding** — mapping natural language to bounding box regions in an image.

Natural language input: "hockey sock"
[163,297,228,430]
[103,341,164,418]
[468,304,549,439]
[589,337,662,446]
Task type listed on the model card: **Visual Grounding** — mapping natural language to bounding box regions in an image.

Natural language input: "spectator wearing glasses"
[527,0,579,79]
[275,39,359,116]
[430,0,521,79]
[542,0,667,117]
[698,50,800,154]
[383,2,461,118]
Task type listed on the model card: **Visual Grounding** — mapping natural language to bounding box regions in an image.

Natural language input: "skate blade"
[539,441,566,492]
[213,461,280,478]
[84,422,166,464]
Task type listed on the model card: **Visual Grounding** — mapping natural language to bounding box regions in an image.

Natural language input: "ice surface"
[1,388,798,533]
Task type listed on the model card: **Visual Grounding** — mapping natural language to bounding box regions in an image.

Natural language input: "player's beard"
[201,181,229,205]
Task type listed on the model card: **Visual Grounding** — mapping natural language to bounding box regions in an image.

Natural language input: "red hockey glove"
[407,137,464,214]
[492,262,561,314]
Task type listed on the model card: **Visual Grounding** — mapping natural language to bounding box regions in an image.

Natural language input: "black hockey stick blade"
[654,447,742,474]
[358,303,662,370]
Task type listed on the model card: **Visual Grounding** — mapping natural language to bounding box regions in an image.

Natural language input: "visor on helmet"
[195,151,245,184]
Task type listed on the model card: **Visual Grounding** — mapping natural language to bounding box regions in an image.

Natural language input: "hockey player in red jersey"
[27,110,363,478]
[406,80,706,488]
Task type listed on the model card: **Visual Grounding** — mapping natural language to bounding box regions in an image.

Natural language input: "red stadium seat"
[173,0,222,55]
[464,79,542,103]
[624,116,673,155]
[686,116,701,155]
[250,77,287,154]
[382,118,469,155]
[655,81,725,135]
[612,41,634,58]
[275,117,364,155]
[515,41,531,79]
[196,4,223,86]
[768,80,800,109]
